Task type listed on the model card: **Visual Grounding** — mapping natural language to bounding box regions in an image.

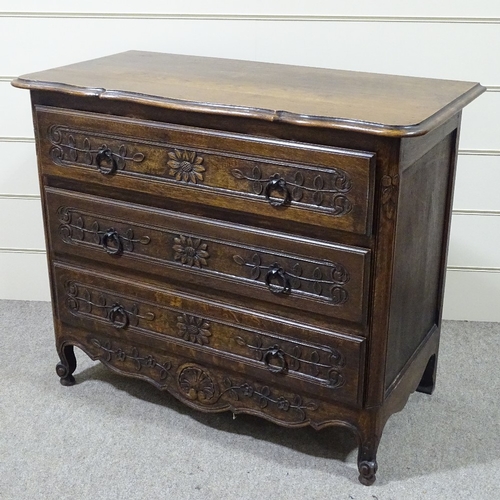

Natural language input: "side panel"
[385,129,457,390]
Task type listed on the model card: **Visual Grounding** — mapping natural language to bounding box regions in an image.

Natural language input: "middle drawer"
[45,187,371,325]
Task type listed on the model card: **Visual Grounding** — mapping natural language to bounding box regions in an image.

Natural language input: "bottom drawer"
[52,262,366,408]
[58,324,346,428]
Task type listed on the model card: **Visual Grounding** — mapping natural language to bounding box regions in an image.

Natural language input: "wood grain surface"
[13,50,484,136]
[15,50,484,486]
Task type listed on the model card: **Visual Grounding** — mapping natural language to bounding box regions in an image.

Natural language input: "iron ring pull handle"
[265,264,291,295]
[108,304,129,329]
[102,229,123,256]
[264,346,288,374]
[96,147,118,175]
[264,175,291,207]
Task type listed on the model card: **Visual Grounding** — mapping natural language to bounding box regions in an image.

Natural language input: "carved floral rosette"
[173,363,319,424]
[69,333,322,425]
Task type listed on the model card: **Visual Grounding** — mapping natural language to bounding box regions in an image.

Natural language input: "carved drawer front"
[36,106,376,235]
[46,187,371,325]
[53,263,366,407]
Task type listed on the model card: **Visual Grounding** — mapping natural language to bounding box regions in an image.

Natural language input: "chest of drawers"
[13,51,484,485]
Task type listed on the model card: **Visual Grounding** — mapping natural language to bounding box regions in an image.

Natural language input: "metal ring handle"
[96,147,117,175]
[264,175,291,207]
[108,304,129,329]
[264,346,288,374]
[264,264,291,295]
[102,229,123,256]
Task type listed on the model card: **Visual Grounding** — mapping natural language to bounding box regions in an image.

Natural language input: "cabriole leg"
[357,435,379,486]
[56,344,77,386]
[356,411,384,487]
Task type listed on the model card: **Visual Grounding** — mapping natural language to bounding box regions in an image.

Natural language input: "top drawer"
[35,106,376,236]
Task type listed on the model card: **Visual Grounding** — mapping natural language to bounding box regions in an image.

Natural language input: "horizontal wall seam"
[1,13,500,23]
[1,194,498,218]
[0,194,40,200]
[452,210,500,216]
[0,247,45,254]
[0,137,34,143]
[1,249,498,274]
[447,266,500,273]
[0,137,498,156]
[2,195,499,218]
[458,150,500,156]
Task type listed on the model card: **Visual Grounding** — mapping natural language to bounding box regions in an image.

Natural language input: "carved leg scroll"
[355,409,385,486]
[357,436,379,486]
[56,344,77,386]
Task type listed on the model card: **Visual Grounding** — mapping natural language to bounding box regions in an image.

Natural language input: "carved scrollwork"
[58,207,151,254]
[173,363,318,422]
[91,338,172,380]
[231,164,352,214]
[357,437,380,485]
[48,124,145,171]
[234,335,345,388]
[358,460,378,486]
[66,281,155,328]
[233,253,349,304]
[381,174,400,220]
[222,378,318,421]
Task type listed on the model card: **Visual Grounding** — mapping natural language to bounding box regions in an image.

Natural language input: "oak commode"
[13,51,484,485]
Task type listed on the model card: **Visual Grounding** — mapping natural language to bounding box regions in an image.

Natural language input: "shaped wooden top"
[12,50,485,137]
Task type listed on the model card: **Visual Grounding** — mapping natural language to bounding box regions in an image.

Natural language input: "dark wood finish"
[45,187,371,325]
[53,262,366,407]
[14,51,483,136]
[36,106,376,236]
[385,130,458,391]
[12,51,484,485]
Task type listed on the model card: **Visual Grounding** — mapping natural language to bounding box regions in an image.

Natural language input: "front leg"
[355,410,385,486]
[357,437,379,486]
[56,344,77,386]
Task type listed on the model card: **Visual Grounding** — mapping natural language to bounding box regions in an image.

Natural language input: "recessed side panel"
[385,130,457,391]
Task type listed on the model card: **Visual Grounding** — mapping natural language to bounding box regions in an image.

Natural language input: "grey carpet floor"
[1,300,499,500]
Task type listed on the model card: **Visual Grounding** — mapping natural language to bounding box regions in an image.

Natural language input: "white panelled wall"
[1,2,499,321]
